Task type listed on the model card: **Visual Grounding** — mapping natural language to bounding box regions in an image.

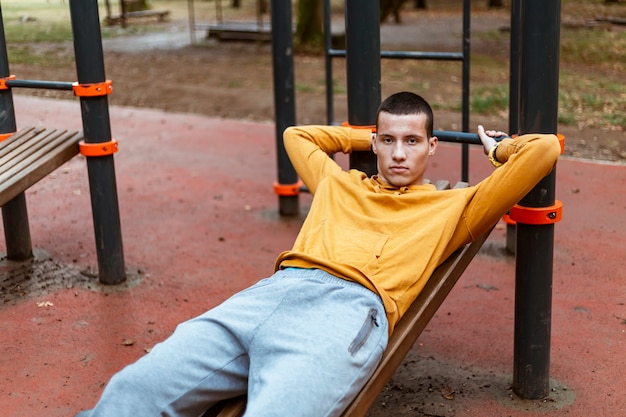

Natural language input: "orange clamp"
[341,121,376,133]
[0,75,16,90]
[79,139,118,157]
[509,200,563,225]
[0,131,16,142]
[273,180,303,196]
[502,212,516,226]
[72,80,113,97]
[557,133,565,154]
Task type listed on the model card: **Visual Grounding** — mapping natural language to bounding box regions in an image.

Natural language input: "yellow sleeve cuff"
[488,144,503,168]
[350,127,375,152]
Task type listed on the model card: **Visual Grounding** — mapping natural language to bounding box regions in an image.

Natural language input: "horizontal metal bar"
[6,79,74,91]
[435,130,509,145]
[380,50,464,61]
[328,49,464,61]
[435,130,481,145]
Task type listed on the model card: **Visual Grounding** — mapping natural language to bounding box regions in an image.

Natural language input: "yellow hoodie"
[276,126,561,333]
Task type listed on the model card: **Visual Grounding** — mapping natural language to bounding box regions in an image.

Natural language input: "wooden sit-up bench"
[202,180,494,417]
[0,126,83,256]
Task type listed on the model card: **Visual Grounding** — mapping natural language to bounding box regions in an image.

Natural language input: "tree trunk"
[487,0,505,8]
[295,0,323,50]
[415,0,427,9]
[380,0,408,23]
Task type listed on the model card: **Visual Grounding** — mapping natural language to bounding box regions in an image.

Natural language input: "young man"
[77,92,561,417]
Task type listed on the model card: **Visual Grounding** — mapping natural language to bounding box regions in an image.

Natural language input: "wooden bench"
[1,127,83,257]
[105,10,171,26]
[202,180,494,417]
[194,22,273,43]
[0,127,83,206]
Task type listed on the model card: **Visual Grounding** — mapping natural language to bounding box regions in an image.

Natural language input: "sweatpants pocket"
[348,308,379,356]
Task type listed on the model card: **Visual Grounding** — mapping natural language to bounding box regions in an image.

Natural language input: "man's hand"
[477,125,508,155]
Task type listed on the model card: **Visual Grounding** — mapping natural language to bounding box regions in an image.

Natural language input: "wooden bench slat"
[0,126,40,161]
[202,181,493,417]
[0,130,79,178]
[0,128,68,176]
[0,127,83,207]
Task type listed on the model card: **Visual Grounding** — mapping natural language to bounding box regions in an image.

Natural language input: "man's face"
[372,111,438,187]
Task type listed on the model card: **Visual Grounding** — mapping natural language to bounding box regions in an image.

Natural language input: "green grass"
[561,28,626,68]
[471,85,509,114]
[1,0,168,65]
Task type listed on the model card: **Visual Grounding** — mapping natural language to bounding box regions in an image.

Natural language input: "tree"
[380,0,408,23]
[487,0,505,8]
[295,0,324,50]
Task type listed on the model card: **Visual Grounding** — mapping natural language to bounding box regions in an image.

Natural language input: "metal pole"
[0,5,33,261]
[505,0,522,254]
[513,0,561,399]
[69,0,126,285]
[323,0,334,125]
[270,0,299,216]
[345,0,380,175]
[460,0,470,182]
[188,0,197,45]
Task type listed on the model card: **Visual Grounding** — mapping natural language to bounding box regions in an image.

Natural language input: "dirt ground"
[3,5,622,417]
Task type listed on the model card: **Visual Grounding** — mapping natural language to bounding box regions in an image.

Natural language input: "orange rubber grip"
[509,200,563,225]
[72,80,113,97]
[0,75,16,90]
[341,121,376,132]
[273,180,303,196]
[0,131,16,142]
[502,212,516,226]
[79,139,118,157]
[557,133,565,154]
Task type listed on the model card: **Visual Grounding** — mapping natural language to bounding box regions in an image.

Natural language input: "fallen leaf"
[37,301,54,307]
[441,386,455,400]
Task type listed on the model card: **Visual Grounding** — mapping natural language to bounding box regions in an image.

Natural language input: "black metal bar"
[513,0,561,399]
[0,5,33,261]
[5,79,74,90]
[328,48,464,61]
[435,130,509,146]
[2,194,33,260]
[506,0,523,254]
[345,0,379,175]
[434,130,482,145]
[323,0,334,125]
[69,0,126,285]
[270,0,299,216]
[509,0,522,136]
[460,0,471,182]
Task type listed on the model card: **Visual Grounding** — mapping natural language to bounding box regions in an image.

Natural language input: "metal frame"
[324,0,472,180]
[0,0,126,285]
[270,0,560,399]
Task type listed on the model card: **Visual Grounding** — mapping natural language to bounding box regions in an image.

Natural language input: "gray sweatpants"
[86,268,388,417]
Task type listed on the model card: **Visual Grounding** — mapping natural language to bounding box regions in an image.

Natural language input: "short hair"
[376,92,434,138]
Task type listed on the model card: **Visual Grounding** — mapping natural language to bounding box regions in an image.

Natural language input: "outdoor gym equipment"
[268,0,562,403]
[0,0,126,285]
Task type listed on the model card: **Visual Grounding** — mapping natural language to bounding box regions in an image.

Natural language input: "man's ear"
[428,136,438,155]
[371,134,377,154]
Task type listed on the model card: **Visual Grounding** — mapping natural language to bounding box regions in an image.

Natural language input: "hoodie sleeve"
[282,125,373,194]
[458,133,561,243]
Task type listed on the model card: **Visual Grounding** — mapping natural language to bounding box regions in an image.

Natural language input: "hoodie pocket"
[303,221,388,274]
